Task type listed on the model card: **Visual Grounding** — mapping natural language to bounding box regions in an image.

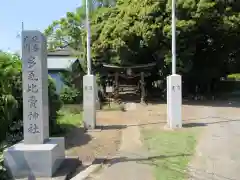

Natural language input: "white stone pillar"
[21,31,49,144]
[4,30,65,178]
[83,74,96,129]
[167,74,182,129]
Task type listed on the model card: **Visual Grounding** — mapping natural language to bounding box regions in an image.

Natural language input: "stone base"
[167,74,182,129]
[3,137,65,178]
[83,75,97,129]
[13,157,81,180]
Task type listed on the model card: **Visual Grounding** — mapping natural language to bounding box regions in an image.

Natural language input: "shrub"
[218,74,240,94]
[0,52,22,144]
[48,77,63,134]
[227,73,240,80]
[60,85,82,104]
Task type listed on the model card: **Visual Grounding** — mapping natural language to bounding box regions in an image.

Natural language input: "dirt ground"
[64,103,165,164]
[64,102,206,164]
[65,100,240,166]
[65,111,127,163]
[64,103,189,163]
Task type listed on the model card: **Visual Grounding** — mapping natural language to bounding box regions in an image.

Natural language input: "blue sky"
[0,0,80,52]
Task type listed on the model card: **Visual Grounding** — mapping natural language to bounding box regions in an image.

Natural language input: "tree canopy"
[44,0,116,51]
[44,0,240,94]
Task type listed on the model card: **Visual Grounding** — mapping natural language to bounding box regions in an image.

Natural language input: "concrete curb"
[69,157,108,180]
[70,163,104,180]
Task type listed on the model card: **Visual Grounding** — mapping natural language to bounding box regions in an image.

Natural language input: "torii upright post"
[166,0,182,129]
[140,72,146,104]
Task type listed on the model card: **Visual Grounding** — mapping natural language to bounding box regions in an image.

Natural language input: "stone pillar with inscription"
[3,30,65,178]
[83,75,97,129]
[167,74,182,129]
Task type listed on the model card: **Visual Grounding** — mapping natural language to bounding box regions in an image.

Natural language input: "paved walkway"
[87,107,154,180]
[188,104,240,180]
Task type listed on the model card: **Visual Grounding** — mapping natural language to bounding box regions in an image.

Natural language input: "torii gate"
[101,62,156,103]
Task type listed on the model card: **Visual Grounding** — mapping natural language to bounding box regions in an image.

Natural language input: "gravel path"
[188,103,240,180]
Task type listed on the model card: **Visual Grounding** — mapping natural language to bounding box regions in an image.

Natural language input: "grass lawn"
[55,107,83,135]
[62,102,123,113]
[57,110,82,127]
[142,128,201,180]
[55,102,122,135]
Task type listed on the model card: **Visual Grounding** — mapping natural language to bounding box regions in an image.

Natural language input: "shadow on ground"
[183,116,240,128]
[96,122,165,130]
[96,125,127,130]
[95,116,240,130]
[53,157,81,179]
[183,123,207,128]
[92,153,192,167]
[65,127,92,150]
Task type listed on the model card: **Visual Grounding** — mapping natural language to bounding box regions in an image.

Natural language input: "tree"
[45,0,240,95]
[0,52,21,143]
[44,0,117,74]
[44,0,116,51]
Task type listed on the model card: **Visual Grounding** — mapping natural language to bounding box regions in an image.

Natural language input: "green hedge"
[219,74,240,94]
[227,73,240,80]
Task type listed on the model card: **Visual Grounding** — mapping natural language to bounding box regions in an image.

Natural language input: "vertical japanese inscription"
[84,85,93,101]
[23,34,40,134]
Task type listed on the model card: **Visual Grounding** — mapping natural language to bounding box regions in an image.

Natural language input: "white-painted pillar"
[83,0,97,129]
[167,74,182,128]
[166,0,182,129]
[83,75,96,129]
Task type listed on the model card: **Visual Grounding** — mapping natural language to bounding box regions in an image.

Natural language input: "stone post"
[3,30,65,178]
[167,74,182,129]
[21,31,49,144]
[83,75,97,129]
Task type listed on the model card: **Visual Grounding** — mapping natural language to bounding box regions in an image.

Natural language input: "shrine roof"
[47,56,77,70]
[102,62,156,69]
[47,47,82,70]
